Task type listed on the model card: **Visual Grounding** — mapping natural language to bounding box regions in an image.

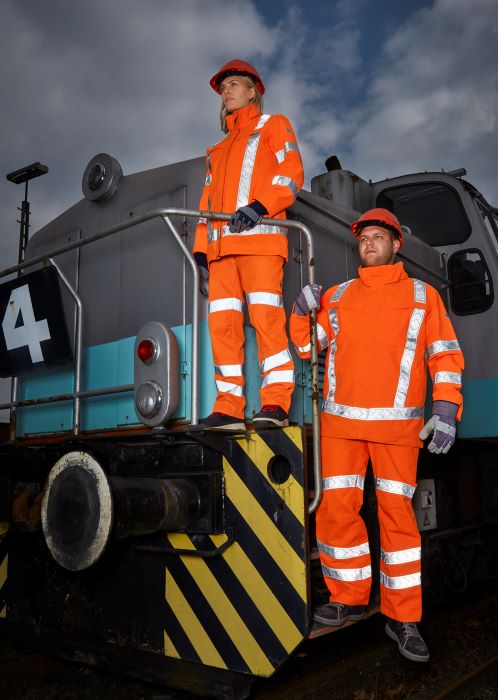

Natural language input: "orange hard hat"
[351,207,404,246]
[210,59,265,95]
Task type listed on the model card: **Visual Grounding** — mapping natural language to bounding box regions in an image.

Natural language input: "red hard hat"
[351,207,404,246]
[210,59,265,95]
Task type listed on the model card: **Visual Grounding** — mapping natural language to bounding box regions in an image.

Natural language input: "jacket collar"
[226,103,261,133]
[358,261,408,287]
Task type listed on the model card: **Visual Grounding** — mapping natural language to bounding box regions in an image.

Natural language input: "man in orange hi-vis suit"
[290,208,464,662]
[193,59,304,431]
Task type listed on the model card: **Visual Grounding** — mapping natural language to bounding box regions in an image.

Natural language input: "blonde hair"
[219,76,263,133]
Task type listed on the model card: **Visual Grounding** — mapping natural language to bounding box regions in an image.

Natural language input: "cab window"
[378,182,471,246]
[448,249,493,315]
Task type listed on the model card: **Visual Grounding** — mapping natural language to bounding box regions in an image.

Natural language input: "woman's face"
[219,75,255,113]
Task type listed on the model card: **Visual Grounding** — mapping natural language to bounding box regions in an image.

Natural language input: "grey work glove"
[293,283,322,316]
[419,400,458,454]
[194,252,209,297]
[229,200,268,233]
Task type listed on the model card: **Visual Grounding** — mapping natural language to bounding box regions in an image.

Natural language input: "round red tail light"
[137,338,157,364]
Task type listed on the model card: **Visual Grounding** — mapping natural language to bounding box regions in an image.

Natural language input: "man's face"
[219,75,255,113]
[358,225,401,267]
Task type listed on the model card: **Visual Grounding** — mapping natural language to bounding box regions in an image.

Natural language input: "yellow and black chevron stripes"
[163,427,309,677]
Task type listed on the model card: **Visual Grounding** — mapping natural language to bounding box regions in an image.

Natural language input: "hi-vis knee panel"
[163,427,309,677]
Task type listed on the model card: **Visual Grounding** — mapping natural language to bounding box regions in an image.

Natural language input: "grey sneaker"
[313,602,366,627]
[385,619,430,662]
[253,405,289,429]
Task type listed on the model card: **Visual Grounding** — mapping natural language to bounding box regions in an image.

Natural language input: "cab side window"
[448,249,493,315]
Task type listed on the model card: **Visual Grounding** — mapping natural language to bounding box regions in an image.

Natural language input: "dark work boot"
[313,602,366,627]
[385,619,430,662]
[198,412,245,431]
[253,405,289,429]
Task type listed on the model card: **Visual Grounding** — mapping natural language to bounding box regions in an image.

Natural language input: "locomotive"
[0,150,497,699]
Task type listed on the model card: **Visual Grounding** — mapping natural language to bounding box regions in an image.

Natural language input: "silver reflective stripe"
[261,369,294,387]
[322,402,424,421]
[331,279,354,302]
[246,292,283,307]
[381,547,421,565]
[294,341,310,354]
[375,477,416,499]
[317,323,328,350]
[214,364,244,377]
[322,564,372,581]
[216,380,244,397]
[323,475,365,491]
[208,227,220,242]
[380,572,421,589]
[255,114,271,129]
[204,174,212,185]
[435,371,462,384]
[394,308,425,408]
[260,348,292,372]
[414,279,426,303]
[236,133,261,209]
[326,280,353,403]
[198,217,207,224]
[209,298,244,313]
[272,175,299,197]
[427,339,461,358]
[318,539,370,560]
[222,223,287,236]
[275,141,299,164]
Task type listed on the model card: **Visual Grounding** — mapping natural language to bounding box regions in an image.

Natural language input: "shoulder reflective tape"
[236,133,261,209]
[246,292,283,307]
[414,279,426,303]
[427,339,461,358]
[380,546,421,565]
[214,364,244,377]
[275,141,299,164]
[322,475,365,491]
[375,477,416,499]
[255,114,271,130]
[394,308,425,408]
[272,175,299,197]
[322,564,372,582]
[434,371,462,384]
[317,323,328,350]
[205,174,212,185]
[260,348,292,373]
[331,279,354,302]
[318,539,370,560]
[322,402,425,421]
[215,380,244,397]
[209,298,244,314]
[380,571,421,589]
[261,369,294,387]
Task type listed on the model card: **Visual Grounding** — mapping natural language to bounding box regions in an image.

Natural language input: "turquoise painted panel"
[17,366,74,435]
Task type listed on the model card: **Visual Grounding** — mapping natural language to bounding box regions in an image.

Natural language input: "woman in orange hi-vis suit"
[193,59,304,431]
[290,208,464,662]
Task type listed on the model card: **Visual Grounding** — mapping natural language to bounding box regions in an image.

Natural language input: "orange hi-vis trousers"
[317,436,422,622]
[207,255,294,419]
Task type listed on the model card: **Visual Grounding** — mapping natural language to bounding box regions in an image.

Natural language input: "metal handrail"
[0,207,322,512]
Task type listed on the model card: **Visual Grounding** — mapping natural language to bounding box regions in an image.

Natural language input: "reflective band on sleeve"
[246,292,283,307]
[318,539,370,560]
[236,133,261,209]
[435,371,462,384]
[380,571,421,589]
[317,323,328,350]
[322,564,372,582]
[198,217,207,224]
[205,174,212,185]
[375,478,416,499]
[427,339,461,358]
[275,141,299,164]
[260,348,292,373]
[215,380,244,397]
[323,475,365,491]
[255,114,271,129]
[414,279,426,303]
[322,402,424,421]
[272,175,299,197]
[261,369,294,387]
[381,547,421,564]
[222,223,287,237]
[209,298,244,314]
[214,364,244,377]
[394,308,425,408]
[294,341,310,354]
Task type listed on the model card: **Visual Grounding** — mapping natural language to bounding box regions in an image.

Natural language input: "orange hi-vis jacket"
[290,262,464,447]
[193,103,304,264]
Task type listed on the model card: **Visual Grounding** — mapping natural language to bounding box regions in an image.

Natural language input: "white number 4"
[2,285,51,363]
